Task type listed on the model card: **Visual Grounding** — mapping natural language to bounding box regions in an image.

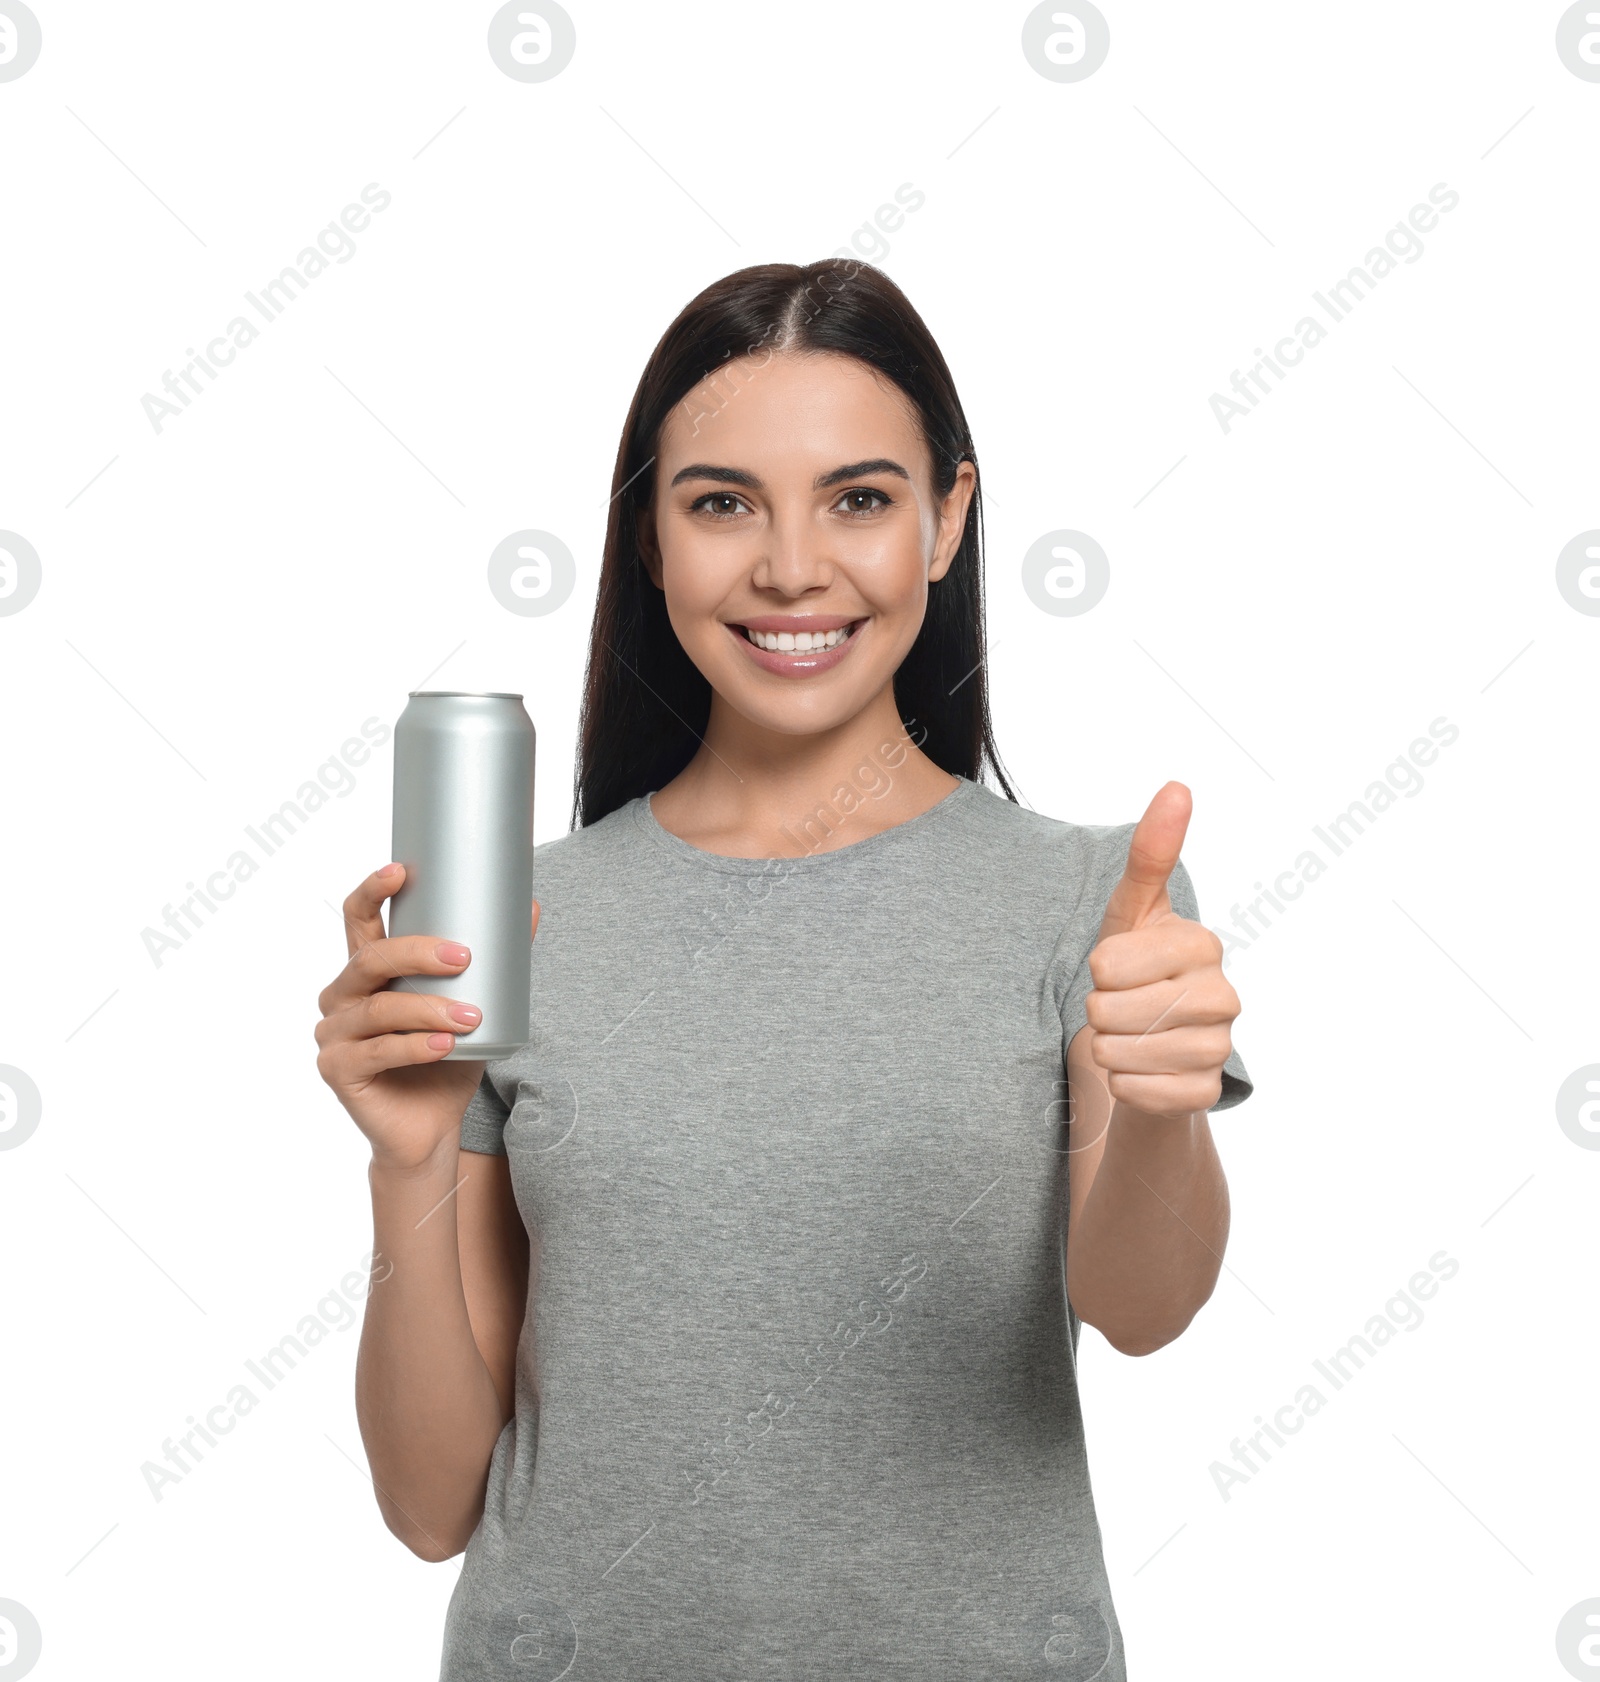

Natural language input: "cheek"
[657,524,737,615]
[848,524,935,611]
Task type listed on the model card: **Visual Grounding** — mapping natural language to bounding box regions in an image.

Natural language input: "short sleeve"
[459,1067,511,1155]
[1059,825,1254,1113]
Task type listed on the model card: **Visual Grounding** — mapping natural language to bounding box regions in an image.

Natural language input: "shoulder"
[957,781,1136,884]
[941,783,1144,932]
[531,799,646,897]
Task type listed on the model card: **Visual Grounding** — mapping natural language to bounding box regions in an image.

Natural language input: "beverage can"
[386,691,535,1059]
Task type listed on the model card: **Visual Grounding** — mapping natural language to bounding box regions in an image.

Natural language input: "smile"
[727,617,865,674]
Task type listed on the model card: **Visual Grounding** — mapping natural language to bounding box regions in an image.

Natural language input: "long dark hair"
[571,257,1018,828]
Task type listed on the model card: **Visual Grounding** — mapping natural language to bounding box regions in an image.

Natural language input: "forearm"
[1066,1103,1230,1355]
[356,1140,508,1560]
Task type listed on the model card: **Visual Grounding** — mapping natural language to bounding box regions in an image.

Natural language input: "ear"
[928,458,976,585]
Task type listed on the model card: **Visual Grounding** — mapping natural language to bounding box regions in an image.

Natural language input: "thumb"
[1094,781,1191,942]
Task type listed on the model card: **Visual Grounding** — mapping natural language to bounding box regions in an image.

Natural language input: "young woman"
[316,259,1252,1681]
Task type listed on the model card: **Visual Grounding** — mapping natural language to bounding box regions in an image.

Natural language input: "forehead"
[656,351,927,476]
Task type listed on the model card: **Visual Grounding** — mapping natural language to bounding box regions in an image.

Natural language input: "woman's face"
[640,350,976,739]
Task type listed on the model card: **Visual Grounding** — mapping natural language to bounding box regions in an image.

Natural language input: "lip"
[727,616,866,676]
[736,613,861,634]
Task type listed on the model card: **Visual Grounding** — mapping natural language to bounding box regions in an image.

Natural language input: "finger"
[315,986,482,1051]
[1089,1022,1233,1075]
[319,932,472,1016]
[1095,782,1191,941]
[1104,1069,1223,1117]
[1085,971,1236,1036]
[340,863,406,962]
[532,898,541,940]
[1088,918,1222,992]
[319,1026,474,1087]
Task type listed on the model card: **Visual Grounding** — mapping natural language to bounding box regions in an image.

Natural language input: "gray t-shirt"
[439,774,1252,1681]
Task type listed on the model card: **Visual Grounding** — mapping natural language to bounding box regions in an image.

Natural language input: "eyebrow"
[668,457,912,491]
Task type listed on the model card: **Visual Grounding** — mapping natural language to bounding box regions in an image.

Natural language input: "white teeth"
[744,623,857,653]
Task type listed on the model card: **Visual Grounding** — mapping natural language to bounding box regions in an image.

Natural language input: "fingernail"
[378,862,403,879]
[427,1032,454,1051]
[437,942,470,965]
[448,1003,481,1025]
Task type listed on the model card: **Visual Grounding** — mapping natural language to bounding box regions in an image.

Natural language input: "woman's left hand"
[1083,781,1241,1121]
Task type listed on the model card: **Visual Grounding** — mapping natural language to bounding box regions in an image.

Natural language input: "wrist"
[1108,1099,1205,1146]
[368,1133,462,1185]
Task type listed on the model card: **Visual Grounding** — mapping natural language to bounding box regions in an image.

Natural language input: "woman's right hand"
[314,862,537,1172]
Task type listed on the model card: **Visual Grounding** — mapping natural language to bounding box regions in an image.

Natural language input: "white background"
[1,2,1594,1678]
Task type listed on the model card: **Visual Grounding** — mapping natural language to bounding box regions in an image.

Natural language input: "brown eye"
[836,488,890,515]
[691,492,748,520]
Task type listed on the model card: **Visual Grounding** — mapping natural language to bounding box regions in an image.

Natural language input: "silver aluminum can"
[386,691,535,1060]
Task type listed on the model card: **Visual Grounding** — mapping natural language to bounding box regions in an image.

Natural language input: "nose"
[750,505,834,596]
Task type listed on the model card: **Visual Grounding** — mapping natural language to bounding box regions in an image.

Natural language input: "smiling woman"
[573,259,1013,853]
[315,258,1254,1682]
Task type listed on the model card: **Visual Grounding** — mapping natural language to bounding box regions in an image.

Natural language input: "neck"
[650,686,960,858]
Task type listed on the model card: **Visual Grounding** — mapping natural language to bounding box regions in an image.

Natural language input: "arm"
[1060,782,1242,1357]
[1064,1022,1229,1356]
[316,870,542,1562]
[356,1141,530,1560]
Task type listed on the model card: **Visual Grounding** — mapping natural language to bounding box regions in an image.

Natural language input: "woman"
[315,258,1252,1681]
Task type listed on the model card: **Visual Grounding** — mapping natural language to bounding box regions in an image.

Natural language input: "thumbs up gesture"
[1084,782,1241,1121]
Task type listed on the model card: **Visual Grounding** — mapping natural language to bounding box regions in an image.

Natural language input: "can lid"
[407,690,524,700]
